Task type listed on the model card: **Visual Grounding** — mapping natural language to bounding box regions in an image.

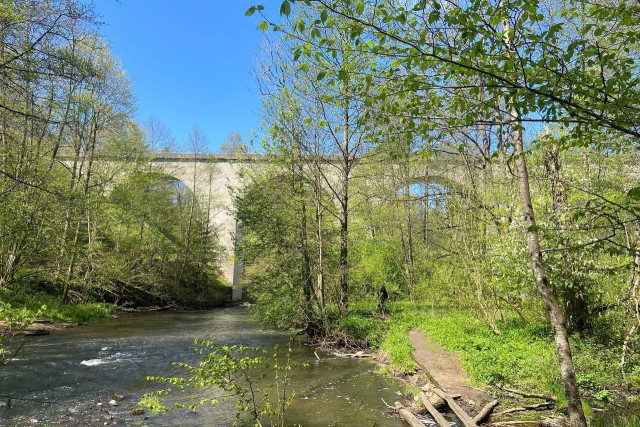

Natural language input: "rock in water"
[108,399,118,406]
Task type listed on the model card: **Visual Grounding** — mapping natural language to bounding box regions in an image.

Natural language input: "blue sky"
[95,0,270,152]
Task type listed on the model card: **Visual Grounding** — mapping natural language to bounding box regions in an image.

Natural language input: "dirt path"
[409,329,490,408]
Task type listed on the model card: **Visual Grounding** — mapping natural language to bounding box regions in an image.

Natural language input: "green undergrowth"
[338,300,638,410]
[0,287,117,324]
[336,300,386,347]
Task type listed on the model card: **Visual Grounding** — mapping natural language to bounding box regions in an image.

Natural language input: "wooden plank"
[418,392,449,427]
[433,387,478,427]
[473,399,499,424]
[394,402,425,427]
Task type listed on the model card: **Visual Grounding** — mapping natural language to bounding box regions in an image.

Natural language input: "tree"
[248,1,640,424]
[220,131,250,155]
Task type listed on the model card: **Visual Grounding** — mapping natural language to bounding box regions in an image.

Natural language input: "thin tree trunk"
[423,164,429,245]
[512,110,587,427]
[294,134,314,319]
[338,100,350,315]
[501,8,586,423]
[402,153,415,300]
[313,171,327,331]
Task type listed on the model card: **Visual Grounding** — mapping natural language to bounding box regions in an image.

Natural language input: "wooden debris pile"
[390,382,569,427]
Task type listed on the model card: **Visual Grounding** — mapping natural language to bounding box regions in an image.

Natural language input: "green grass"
[0,287,117,324]
[338,299,635,410]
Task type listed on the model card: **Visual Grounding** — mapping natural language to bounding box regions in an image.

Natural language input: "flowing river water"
[1,307,634,426]
[0,307,454,427]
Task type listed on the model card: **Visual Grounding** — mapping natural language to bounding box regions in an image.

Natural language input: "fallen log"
[331,351,373,358]
[484,418,568,427]
[411,352,445,390]
[421,385,460,409]
[473,399,499,424]
[494,385,555,402]
[493,401,554,417]
[433,388,478,427]
[418,392,449,427]
[539,418,569,427]
[394,402,424,427]
[485,422,540,426]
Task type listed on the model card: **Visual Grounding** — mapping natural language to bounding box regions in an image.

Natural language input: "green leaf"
[356,1,364,14]
[245,6,256,16]
[317,71,326,80]
[257,21,269,32]
[280,0,291,16]
[627,187,640,199]
[320,8,328,22]
[412,0,426,11]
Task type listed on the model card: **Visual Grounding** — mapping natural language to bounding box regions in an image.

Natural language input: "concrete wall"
[145,152,470,302]
[150,154,262,300]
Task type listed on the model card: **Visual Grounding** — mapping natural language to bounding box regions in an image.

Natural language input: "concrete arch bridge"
[145,152,474,300]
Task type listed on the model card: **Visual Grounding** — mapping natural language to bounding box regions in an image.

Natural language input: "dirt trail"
[409,329,490,408]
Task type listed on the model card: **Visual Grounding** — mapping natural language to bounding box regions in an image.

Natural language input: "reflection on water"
[0,307,417,426]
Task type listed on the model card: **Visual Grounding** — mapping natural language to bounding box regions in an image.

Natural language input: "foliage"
[241,3,640,411]
[0,301,45,365]
[142,339,305,426]
[0,286,116,324]
[380,301,640,408]
[0,0,228,309]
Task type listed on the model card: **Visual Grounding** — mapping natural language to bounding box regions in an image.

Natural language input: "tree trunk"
[512,111,587,427]
[314,175,327,331]
[545,143,589,333]
[338,99,350,315]
[402,152,415,300]
[294,135,314,319]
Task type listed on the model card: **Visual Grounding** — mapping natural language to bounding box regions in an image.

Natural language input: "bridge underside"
[146,152,470,302]
[150,154,250,301]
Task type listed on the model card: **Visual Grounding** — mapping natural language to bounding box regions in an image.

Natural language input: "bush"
[338,313,384,347]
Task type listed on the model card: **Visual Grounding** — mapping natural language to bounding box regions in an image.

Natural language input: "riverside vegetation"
[238,1,640,426]
[3,0,640,426]
[0,0,228,358]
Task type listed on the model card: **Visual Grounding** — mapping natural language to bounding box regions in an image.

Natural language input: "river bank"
[336,299,640,426]
[3,291,638,425]
[0,280,236,337]
[0,306,413,426]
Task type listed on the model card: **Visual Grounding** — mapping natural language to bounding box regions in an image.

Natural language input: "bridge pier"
[149,153,254,301]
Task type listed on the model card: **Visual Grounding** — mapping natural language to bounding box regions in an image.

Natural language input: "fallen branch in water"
[394,402,425,427]
[421,385,461,409]
[418,391,449,427]
[432,387,478,427]
[331,350,373,358]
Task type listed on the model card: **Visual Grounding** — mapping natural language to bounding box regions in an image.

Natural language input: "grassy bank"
[337,300,638,411]
[0,287,118,325]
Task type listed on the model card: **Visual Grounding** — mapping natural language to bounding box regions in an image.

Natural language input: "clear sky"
[94,0,268,152]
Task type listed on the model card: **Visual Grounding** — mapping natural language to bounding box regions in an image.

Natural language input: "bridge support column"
[231,221,243,301]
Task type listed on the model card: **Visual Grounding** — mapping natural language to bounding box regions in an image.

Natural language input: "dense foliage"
[0,1,228,311]
[238,1,640,423]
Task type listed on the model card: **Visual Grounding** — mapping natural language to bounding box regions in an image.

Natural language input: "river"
[0,307,424,426]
